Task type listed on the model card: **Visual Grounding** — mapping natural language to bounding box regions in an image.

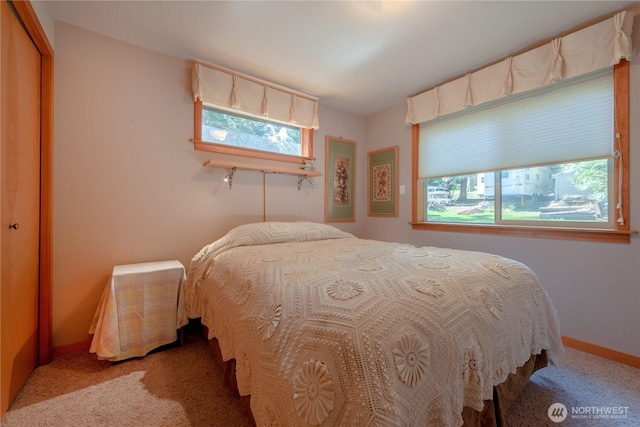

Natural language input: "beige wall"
[53,22,367,347]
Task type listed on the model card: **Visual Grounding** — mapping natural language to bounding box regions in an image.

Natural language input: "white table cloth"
[89,260,189,361]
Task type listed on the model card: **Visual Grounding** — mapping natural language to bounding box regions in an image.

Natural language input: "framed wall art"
[367,146,398,217]
[325,136,356,222]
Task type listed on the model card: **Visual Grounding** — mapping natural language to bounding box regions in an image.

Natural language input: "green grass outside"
[428,207,563,223]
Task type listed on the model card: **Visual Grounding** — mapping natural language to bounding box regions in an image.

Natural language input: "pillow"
[225,221,353,247]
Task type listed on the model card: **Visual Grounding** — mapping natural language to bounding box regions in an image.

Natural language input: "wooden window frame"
[191,99,314,164]
[411,60,636,244]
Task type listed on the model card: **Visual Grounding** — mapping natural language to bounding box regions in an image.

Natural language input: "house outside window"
[424,160,611,226]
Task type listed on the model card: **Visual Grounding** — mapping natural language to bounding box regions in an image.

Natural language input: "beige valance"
[192,62,319,129]
[405,10,634,124]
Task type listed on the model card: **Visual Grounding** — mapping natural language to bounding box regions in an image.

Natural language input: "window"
[194,103,313,163]
[424,160,611,226]
[202,106,301,156]
[412,61,632,243]
[191,62,318,164]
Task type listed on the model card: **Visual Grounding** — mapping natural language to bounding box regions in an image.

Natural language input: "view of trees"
[202,107,301,155]
[560,159,608,200]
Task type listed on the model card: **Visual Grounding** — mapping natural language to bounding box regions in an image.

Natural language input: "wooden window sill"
[410,222,637,243]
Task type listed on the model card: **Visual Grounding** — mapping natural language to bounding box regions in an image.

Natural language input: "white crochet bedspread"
[184,222,563,427]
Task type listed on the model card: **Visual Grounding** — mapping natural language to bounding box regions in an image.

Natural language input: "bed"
[184,221,563,426]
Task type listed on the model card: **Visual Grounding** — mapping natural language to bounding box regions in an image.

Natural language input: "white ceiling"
[38,0,634,116]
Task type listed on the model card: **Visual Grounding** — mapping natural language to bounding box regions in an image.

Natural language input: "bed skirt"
[202,326,547,427]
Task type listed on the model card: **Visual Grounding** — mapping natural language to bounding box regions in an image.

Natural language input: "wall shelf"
[203,158,321,190]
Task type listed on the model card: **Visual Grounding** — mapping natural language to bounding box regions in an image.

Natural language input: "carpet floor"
[2,327,638,426]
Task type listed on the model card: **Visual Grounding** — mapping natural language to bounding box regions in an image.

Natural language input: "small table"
[89,260,189,361]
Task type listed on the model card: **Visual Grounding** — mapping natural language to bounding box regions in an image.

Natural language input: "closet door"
[0,0,42,415]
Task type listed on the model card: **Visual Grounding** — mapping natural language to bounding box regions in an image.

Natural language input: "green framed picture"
[325,136,356,222]
[367,146,398,217]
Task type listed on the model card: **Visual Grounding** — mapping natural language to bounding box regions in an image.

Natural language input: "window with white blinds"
[418,68,614,179]
[410,7,634,242]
